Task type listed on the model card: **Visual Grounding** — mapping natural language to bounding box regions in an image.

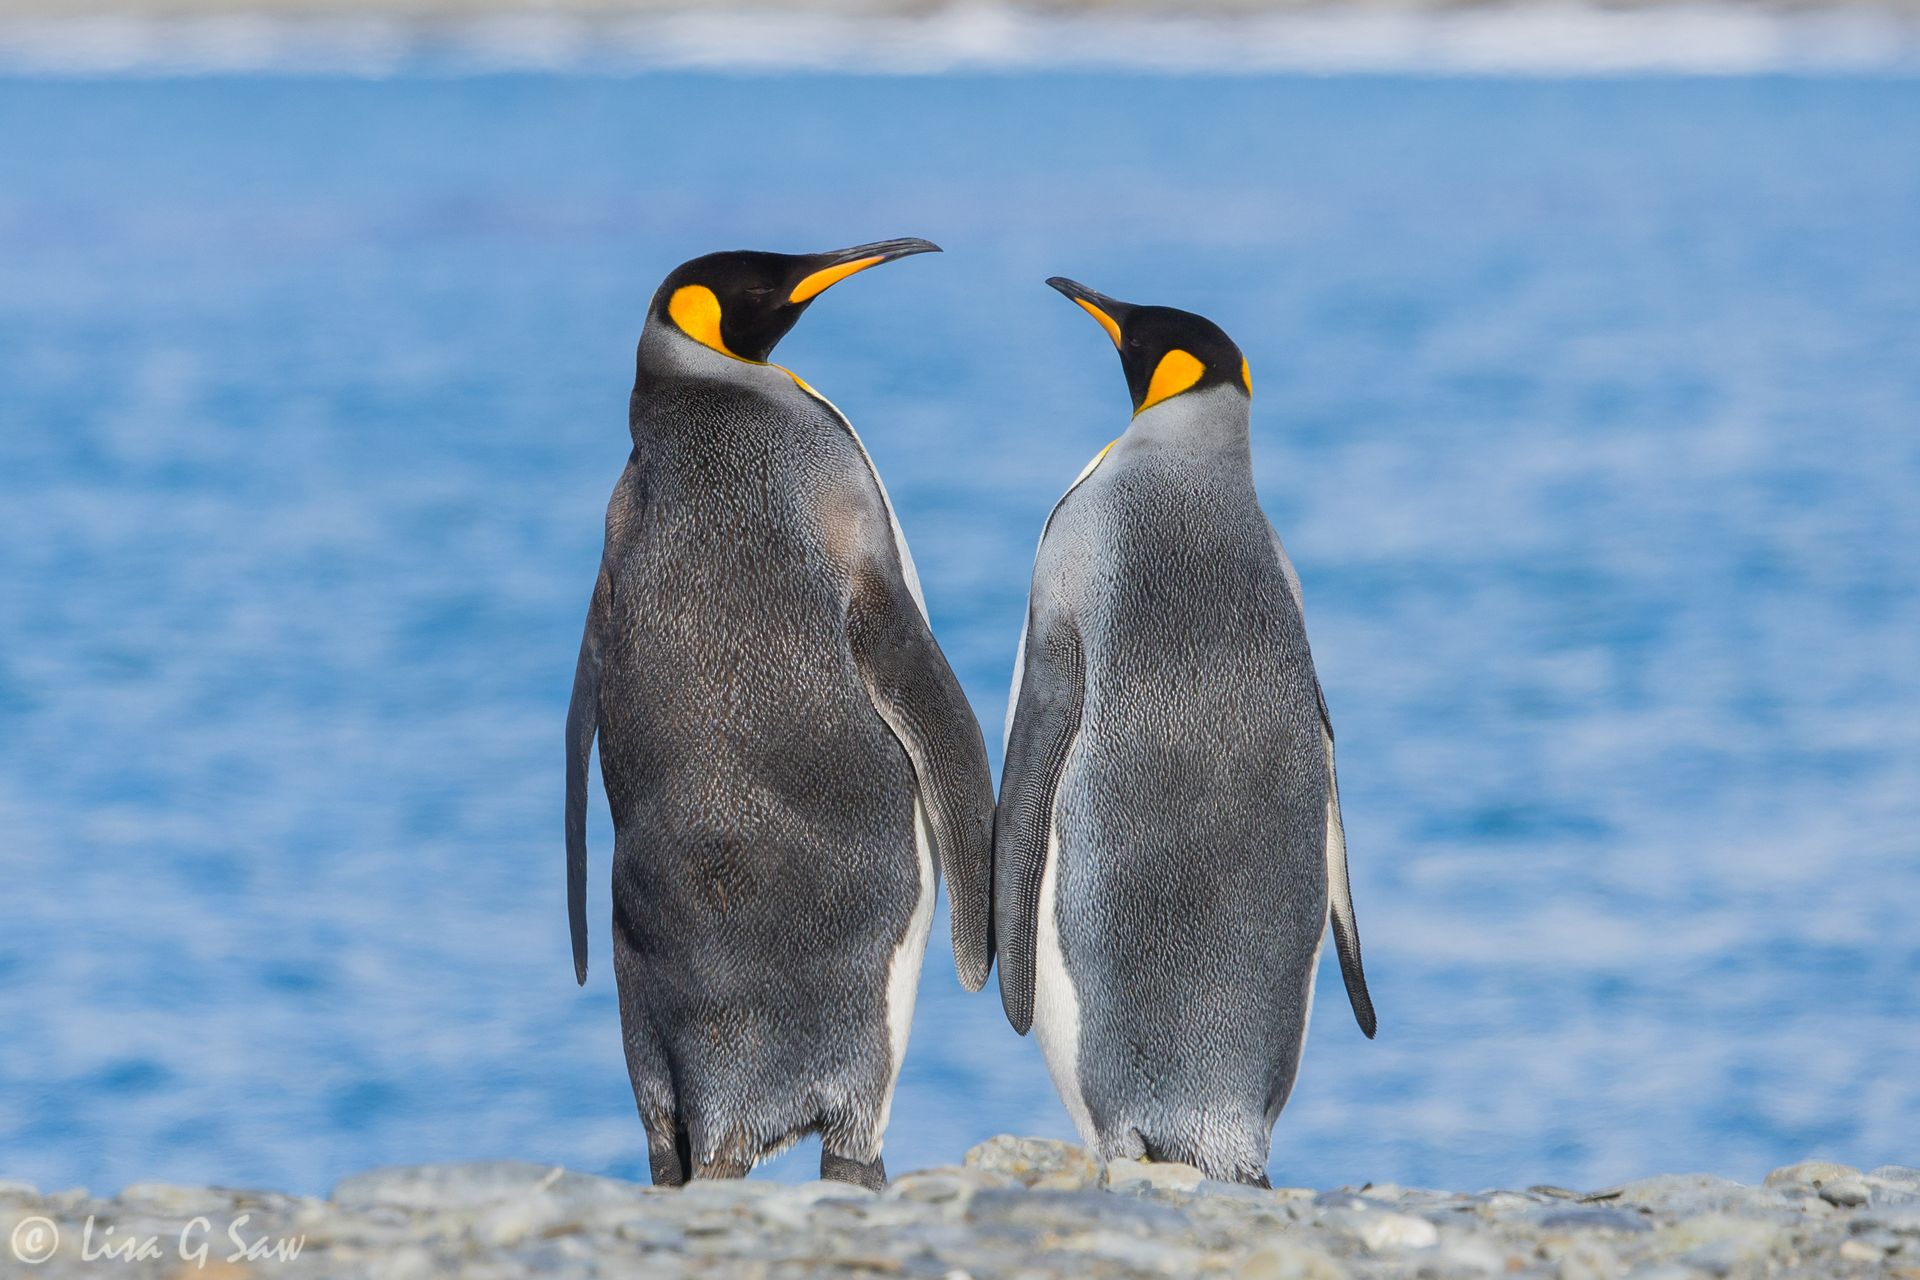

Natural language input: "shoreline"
[5,1138,1917,1278]
[4,3,1920,75]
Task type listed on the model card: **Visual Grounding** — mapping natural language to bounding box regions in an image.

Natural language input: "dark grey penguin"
[995,278,1376,1186]
[565,240,994,1190]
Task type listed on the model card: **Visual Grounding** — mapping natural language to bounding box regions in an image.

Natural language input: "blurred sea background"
[2,3,1918,1198]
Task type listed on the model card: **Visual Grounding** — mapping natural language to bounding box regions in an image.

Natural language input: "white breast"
[876,796,937,1137]
[1032,765,1096,1147]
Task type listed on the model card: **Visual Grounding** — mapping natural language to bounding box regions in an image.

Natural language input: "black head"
[1046,277,1250,415]
[652,239,940,363]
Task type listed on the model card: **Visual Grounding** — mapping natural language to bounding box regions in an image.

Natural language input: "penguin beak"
[789,238,942,304]
[1046,276,1133,350]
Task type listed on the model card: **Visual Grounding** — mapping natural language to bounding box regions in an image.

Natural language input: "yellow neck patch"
[668,281,829,399]
[1074,298,1124,349]
[667,285,734,358]
[1139,348,1206,413]
[1241,356,1252,395]
[790,255,884,304]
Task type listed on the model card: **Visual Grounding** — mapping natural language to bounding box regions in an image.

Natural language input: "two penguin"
[565,241,1376,1189]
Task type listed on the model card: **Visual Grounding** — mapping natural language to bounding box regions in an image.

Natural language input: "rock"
[888,1167,1003,1204]
[752,1179,877,1230]
[1190,1180,1293,1205]
[9,1138,1901,1278]
[364,1245,436,1280]
[1531,1205,1654,1234]
[615,1217,683,1247]
[1590,1174,1768,1216]
[1239,1239,1351,1280]
[1467,1190,1546,1214]
[1423,1234,1514,1275]
[1554,1239,1623,1280]
[1325,1207,1440,1251]
[333,1162,567,1212]
[470,1190,576,1246]
[963,1136,1106,1190]
[1106,1158,1207,1193]
[1313,1189,1396,1212]
[1853,1204,1920,1235]
[967,1187,1188,1234]
[1819,1178,1871,1208]
[1654,1214,1789,1276]
[115,1182,234,1212]
[1764,1160,1859,1190]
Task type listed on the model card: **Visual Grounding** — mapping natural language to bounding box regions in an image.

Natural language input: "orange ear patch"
[667,285,733,356]
[1139,348,1205,413]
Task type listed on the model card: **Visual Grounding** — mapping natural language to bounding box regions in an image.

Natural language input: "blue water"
[2,73,1917,1198]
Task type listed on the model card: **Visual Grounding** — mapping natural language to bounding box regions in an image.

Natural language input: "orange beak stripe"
[789,255,886,304]
[1073,298,1124,349]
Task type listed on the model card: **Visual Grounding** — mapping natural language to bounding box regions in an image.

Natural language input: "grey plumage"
[567,247,992,1187]
[999,284,1374,1186]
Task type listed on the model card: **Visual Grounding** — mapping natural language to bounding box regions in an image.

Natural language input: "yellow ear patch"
[1073,298,1124,349]
[790,255,884,304]
[1139,348,1206,413]
[1241,357,1252,395]
[668,285,734,357]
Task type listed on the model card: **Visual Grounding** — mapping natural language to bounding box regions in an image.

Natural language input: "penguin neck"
[632,317,810,425]
[1121,382,1253,464]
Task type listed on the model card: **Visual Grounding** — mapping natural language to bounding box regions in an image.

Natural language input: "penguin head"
[652,239,941,364]
[1046,277,1250,416]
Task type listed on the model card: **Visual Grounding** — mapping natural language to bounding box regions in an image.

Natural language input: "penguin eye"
[744,284,774,299]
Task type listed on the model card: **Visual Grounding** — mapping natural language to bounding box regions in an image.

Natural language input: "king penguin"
[994,277,1377,1186]
[565,240,995,1190]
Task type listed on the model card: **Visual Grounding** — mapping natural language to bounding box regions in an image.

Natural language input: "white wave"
[1,3,1917,77]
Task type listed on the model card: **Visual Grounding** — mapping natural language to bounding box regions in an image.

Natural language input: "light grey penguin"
[566,241,995,1190]
[994,278,1376,1186]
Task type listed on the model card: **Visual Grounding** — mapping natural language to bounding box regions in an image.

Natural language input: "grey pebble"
[964,1135,1106,1189]
[1764,1160,1858,1190]
[1313,1189,1398,1212]
[1532,1205,1655,1234]
[1818,1178,1871,1208]
[1853,1203,1920,1235]
[1868,1165,1920,1189]
[968,1186,1190,1234]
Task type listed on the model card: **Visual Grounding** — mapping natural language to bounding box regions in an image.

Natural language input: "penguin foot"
[820,1151,886,1191]
[645,1123,690,1187]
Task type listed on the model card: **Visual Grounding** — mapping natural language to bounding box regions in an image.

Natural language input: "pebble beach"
[6,1138,1918,1278]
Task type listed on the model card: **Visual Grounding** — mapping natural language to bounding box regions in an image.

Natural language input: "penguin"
[994,277,1376,1186]
[565,240,995,1190]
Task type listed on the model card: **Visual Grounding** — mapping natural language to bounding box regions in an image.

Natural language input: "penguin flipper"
[565,571,609,986]
[993,610,1084,1035]
[1267,519,1377,1038]
[1318,682,1376,1039]
[847,563,997,992]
